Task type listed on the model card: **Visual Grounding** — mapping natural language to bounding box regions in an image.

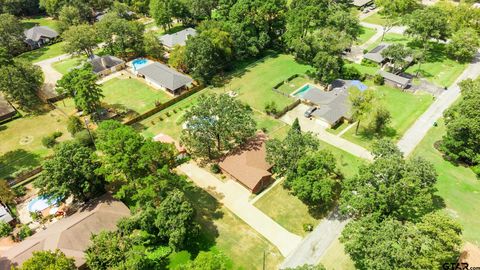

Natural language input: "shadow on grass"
[355,125,398,142]
[0,149,42,179]
[183,183,224,256]
[17,46,53,62]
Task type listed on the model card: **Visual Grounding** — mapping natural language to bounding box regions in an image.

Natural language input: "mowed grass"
[319,238,355,270]
[356,26,376,45]
[21,16,60,32]
[16,41,65,63]
[344,62,379,76]
[0,109,71,178]
[137,54,312,140]
[101,77,172,114]
[276,76,311,96]
[362,12,388,26]
[52,57,84,74]
[172,184,283,270]
[411,119,480,246]
[341,80,433,149]
[254,143,365,236]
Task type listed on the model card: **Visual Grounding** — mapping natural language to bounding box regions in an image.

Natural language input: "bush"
[52,131,63,138]
[0,221,12,237]
[210,163,220,174]
[373,74,385,85]
[41,135,57,148]
[74,130,95,147]
[17,224,32,240]
[342,66,364,80]
[303,223,314,232]
[363,49,369,54]
[361,58,378,67]
[264,101,278,115]
[67,116,83,135]
[12,185,26,198]
[472,165,480,177]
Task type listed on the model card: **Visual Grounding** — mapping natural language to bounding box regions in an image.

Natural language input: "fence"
[7,166,43,187]
[273,99,301,119]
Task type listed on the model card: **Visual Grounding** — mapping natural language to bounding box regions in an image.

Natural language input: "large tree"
[375,0,420,41]
[0,13,25,56]
[0,54,43,112]
[144,31,165,60]
[381,43,412,73]
[446,28,480,63]
[441,78,480,170]
[58,5,84,33]
[62,24,98,57]
[34,141,104,202]
[285,150,339,206]
[149,0,189,30]
[181,94,256,159]
[340,140,437,221]
[56,63,104,114]
[349,88,376,135]
[341,212,462,270]
[17,250,76,270]
[266,120,319,177]
[0,179,14,206]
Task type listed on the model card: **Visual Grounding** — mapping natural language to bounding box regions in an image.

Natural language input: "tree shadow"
[0,149,42,179]
[183,183,223,257]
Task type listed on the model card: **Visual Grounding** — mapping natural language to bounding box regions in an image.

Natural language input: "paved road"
[397,51,480,157]
[280,104,374,161]
[280,209,349,269]
[177,162,302,257]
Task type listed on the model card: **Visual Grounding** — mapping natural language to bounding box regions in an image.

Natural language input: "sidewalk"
[177,162,302,257]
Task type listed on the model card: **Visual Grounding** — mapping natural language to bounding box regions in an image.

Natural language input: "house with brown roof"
[0,95,16,122]
[0,194,130,269]
[218,134,274,194]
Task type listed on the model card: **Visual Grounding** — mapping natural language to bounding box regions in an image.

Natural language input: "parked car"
[304,107,317,118]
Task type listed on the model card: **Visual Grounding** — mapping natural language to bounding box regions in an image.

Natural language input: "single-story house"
[89,55,126,76]
[377,70,411,89]
[300,80,368,127]
[0,95,17,122]
[0,194,130,269]
[137,62,193,95]
[24,26,58,49]
[352,0,373,8]
[159,28,197,50]
[219,134,273,194]
[364,43,414,67]
[0,204,14,224]
[153,133,187,159]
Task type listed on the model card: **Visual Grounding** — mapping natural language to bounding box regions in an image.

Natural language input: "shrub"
[373,74,385,85]
[264,101,278,115]
[342,66,363,80]
[303,223,314,232]
[363,49,369,54]
[52,131,63,138]
[0,221,12,237]
[74,130,95,147]
[67,116,83,135]
[361,58,378,67]
[210,164,220,174]
[12,185,26,198]
[166,111,171,117]
[17,224,32,240]
[472,165,480,177]
[41,135,57,148]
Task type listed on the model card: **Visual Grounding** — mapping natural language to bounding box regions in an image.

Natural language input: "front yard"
[16,41,65,63]
[356,26,376,45]
[52,57,84,74]
[341,81,433,150]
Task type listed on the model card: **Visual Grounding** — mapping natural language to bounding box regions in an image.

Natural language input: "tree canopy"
[17,250,76,270]
[62,24,98,57]
[0,13,25,56]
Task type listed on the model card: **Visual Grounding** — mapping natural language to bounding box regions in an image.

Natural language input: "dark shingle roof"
[24,26,58,42]
[378,70,411,86]
[89,55,125,73]
[137,62,193,91]
[159,28,197,48]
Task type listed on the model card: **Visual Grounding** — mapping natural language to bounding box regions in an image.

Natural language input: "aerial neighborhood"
[0,0,479,269]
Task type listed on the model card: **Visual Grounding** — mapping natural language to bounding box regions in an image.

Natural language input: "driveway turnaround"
[280,209,349,269]
[177,162,302,257]
[397,51,480,157]
[280,104,374,161]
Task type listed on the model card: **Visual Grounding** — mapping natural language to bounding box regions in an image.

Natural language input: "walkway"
[34,54,70,97]
[280,209,349,269]
[177,162,302,257]
[397,51,480,157]
[280,104,373,161]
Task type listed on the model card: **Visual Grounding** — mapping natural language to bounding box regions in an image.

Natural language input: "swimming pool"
[27,196,60,212]
[292,84,320,98]
[132,58,151,70]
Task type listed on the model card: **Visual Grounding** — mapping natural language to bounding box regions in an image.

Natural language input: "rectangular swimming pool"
[292,84,322,98]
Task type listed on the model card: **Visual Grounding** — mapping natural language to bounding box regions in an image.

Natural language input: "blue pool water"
[293,84,318,98]
[28,196,60,212]
[132,58,150,70]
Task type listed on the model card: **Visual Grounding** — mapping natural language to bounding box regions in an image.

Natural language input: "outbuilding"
[136,62,193,95]
[377,70,411,89]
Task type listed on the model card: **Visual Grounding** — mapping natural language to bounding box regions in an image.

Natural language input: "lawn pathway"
[397,50,480,157]
[177,162,302,257]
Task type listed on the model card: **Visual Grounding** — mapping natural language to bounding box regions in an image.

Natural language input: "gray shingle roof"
[24,26,58,42]
[364,43,390,63]
[137,62,193,91]
[159,28,197,48]
[89,55,125,73]
[378,70,411,87]
[352,0,373,7]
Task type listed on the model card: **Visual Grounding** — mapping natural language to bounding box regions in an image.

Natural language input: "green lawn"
[319,238,355,270]
[101,77,172,114]
[276,76,311,96]
[169,184,283,269]
[52,57,84,74]
[356,26,376,45]
[344,62,379,76]
[411,119,480,246]
[362,12,388,26]
[21,16,60,32]
[366,33,410,51]
[341,80,433,149]
[327,120,351,136]
[137,54,314,140]
[0,109,71,179]
[16,41,65,63]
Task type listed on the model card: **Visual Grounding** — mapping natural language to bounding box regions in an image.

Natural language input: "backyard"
[411,119,480,246]
[16,42,65,63]
[0,109,71,179]
[21,16,60,32]
[341,80,433,150]
[168,184,283,269]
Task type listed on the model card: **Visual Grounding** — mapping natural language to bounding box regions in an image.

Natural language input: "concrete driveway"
[280,104,373,161]
[177,162,302,257]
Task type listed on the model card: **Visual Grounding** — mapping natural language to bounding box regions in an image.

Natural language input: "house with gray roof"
[377,70,411,89]
[89,55,126,76]
[137,62,193,94]
[24,26,58,49]
[159,28,197,49]
[300,80,368,127]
